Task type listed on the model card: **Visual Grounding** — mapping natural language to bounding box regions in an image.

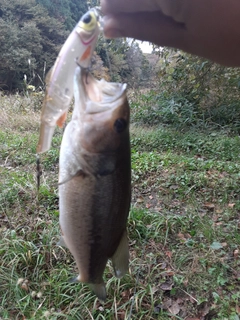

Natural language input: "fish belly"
[59,119,131,300]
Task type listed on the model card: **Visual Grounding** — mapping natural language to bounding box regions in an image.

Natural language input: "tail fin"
[111,230,129,278]
[89,282,106,302]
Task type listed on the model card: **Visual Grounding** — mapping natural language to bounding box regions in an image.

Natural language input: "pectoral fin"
[111,230,129,278]
[58,169,86,185]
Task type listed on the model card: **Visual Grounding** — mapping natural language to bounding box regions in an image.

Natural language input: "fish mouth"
[76,67,127,113]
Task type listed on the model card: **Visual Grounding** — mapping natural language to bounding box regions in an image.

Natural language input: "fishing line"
[85,69,90,84]
[105,44,113,81]
[36,154,42,192]
[95,6,113,80]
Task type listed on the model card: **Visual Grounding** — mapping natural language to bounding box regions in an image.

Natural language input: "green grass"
[1,94,240,319]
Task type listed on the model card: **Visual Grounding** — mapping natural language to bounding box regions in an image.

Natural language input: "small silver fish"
[58,66,131,301]
[37,8,102,153]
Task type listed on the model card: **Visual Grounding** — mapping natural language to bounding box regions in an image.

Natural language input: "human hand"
[101,0,240,66]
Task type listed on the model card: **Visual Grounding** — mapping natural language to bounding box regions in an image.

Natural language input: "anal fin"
[57,236,68,248]
[111,230,129,278]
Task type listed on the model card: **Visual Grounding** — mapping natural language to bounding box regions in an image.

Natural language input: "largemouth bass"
[58,66,131,301]
[37,8,102,154]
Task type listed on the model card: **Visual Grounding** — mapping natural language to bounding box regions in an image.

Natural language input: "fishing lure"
[37,8,102,153]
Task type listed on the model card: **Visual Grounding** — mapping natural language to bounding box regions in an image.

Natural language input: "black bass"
[37,8,102,153]
[58,66,131,301]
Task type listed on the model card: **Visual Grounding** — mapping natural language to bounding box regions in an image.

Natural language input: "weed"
[1,94,240,318]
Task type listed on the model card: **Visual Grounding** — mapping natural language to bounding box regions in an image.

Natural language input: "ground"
[1,93,240,319]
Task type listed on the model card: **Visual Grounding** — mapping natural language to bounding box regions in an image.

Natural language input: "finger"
[103,12,186,48]
[101,0,188,24]
[104,11,240,66]
[101,0,159,14]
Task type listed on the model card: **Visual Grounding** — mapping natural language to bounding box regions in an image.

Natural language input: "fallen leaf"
[162,298,172,309]
[214,221,223,226]
[163,269,175,276]
[168,301,180,315]
[151,286,159,294]
[199,303,210,317]
[154,305,162,314]
[195,154,205,160]
[149,195,153,200]
[170,185,179,190]
[236,305,240,314]
[221,242,228,247]
[177,233,186,241]
[160,262,167,269]
[117,310,126,320]
[234,249,239,258]
[160,282,173,291]
[228,203,235,208]
[203,202,215,210]
[212,214,220,222]
[183,279,189,286]
[176,298,184,304]
[21,280,29,291]
[165,251,173,258]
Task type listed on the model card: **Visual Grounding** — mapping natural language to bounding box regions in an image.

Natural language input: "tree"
[0,0,67,90]
[146,47,240,129]
[96,37,151,87]
[36,0,88,30]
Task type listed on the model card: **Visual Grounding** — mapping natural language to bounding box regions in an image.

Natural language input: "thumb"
[103,12,185,48]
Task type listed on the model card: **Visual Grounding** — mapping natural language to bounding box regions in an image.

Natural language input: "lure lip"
[36,124,55,154]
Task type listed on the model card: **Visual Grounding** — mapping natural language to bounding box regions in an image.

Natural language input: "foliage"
[0,0,152,91]
[134,49,240,130]
[96,38,152,87]
[36,0,88,30]
[0,0,69,91]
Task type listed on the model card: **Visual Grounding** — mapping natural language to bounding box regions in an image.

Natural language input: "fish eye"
[114,118,127,133]
[82,13,92,24]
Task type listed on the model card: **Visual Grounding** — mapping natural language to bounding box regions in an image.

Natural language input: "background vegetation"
[0,0,150,91]
[1,0,240,319]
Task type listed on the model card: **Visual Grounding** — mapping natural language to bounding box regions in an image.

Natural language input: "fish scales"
[59,67,131,301]
[60,159,130,281]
